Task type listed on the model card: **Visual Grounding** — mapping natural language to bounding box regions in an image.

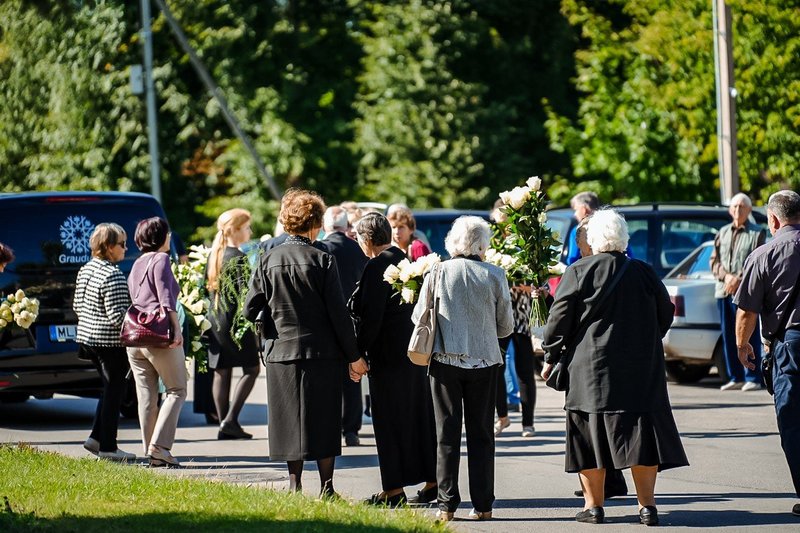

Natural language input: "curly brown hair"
[279,188,326,235]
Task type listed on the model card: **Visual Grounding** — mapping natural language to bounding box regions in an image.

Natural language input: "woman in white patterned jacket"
[73,223,135,462]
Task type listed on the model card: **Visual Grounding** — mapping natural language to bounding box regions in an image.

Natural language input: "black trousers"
[496,334,537,426]
[81,344,128,452]
[341,363,363,435]
[429,360,498,513]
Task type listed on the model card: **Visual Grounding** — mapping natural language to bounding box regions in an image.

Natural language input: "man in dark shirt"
[710,193,766,391]
[320,206,368,446]
[735,190,800,518]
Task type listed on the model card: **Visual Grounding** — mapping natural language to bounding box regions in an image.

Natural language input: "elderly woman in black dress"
[206,208,260,440]
[244,188,368,497]
[542,209,688,526]
[348,212,437,508]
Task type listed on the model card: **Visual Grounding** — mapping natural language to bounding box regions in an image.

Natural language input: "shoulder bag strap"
[430,262,444,353]
[133,253,158,301]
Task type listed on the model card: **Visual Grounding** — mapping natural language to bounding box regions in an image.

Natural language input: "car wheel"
[712,339,730,383]
[0,392,30,403]
[119,372,140,419]
[665,360,712,383]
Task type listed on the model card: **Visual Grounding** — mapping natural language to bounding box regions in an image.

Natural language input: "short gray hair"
[323,206,349,231]
[445,216,491,257]
[586,209,629,253]
[729,192,752,208]
[767,190,800,223]
[570,191,600,211]
[354,212,392,246]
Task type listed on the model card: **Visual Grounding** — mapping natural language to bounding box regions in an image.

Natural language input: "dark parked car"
[0,191,171,416]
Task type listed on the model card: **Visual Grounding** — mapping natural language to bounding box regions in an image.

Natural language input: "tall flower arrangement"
[492,176,561,327]
[172,245,212,372]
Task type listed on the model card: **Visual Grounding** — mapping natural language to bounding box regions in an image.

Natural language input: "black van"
[0,191,170,415]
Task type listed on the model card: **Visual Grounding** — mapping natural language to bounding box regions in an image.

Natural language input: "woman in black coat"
[206,208,260,440]
[244,189,368,498]
[542,209,688,526]
[348,213,437,508]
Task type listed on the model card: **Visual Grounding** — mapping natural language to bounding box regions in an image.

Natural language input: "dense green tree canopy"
[0,0,797,242]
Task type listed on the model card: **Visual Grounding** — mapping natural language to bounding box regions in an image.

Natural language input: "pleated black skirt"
[565,408,689,473]
[266,358,343,461]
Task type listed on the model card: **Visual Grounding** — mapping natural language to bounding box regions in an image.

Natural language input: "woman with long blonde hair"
[206,208,261,440]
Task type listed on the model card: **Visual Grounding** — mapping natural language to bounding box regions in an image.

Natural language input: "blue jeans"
[772,329,800,497]
[718,296,762,383]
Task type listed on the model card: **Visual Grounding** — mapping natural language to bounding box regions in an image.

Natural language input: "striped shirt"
[73,258,131,346]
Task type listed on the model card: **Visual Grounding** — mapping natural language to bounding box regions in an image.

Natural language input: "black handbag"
[545,257,630,392]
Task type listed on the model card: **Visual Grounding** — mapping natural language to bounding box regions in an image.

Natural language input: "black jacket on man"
[320,231,368,301]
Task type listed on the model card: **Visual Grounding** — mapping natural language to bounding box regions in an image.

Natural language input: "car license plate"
[49,325,78,342]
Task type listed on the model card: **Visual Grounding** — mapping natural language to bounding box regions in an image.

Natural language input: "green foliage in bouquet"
[491,176,561,326]
[217,250,260,348]
[172,246,212,373]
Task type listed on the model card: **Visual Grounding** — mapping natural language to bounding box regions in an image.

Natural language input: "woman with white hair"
[542,208,688,526]
[412,216,513,521]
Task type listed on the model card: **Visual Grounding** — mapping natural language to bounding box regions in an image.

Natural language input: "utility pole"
[140,0,162,203]
[712,0,739,204]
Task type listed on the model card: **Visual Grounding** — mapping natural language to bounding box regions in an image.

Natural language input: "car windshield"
[665,243,714,279]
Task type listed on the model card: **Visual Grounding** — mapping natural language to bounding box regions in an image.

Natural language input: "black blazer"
[320,231,368,301]
[348,247,414,373]
[244,238,359,363]
[543,252,674,413]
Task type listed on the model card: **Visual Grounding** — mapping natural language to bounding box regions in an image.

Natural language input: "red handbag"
[120,254,173,348]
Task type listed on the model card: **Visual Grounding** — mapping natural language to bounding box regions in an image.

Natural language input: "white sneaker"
[98,449,137,462]
[468,508,493,520]
[494,417,511,436]
[720,381,743,391]
[83,437,100,456]
[742,381,763,392]
[521,426,535,437]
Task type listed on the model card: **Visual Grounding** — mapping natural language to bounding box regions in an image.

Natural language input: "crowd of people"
[57,186,800,523]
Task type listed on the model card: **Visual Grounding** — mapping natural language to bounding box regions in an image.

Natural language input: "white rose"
[20,297,30,307]
[1,309,12,321]
[383,264,401,284]
[509,186,531,210]
[0,302,10,312]
[538,212,547,224]
[401,287,416,304]
[190,301,205,315]
[0,318,6,328]
[200,318,212,333]
[192,341,203,353]
[501,255,516,269]
[5,294,15,304]
[526,176,542,191]
[11,303,21,314]
[16,317,33,329]
[14,289,25,302]
[194,314,206,326]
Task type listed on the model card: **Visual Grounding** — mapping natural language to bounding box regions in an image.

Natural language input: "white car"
[661,241,729,383]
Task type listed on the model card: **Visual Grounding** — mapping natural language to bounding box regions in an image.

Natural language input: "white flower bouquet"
[492,176,561,327]
[0,289,40,331]
[172,245,212,371]
[383,253,442,304]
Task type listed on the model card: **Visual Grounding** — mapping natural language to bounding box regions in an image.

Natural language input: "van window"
[627,219,649,261]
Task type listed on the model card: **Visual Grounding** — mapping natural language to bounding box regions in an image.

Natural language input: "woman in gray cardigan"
[412,216,513,521]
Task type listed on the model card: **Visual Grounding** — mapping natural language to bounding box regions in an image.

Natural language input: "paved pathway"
[2,372,798,531]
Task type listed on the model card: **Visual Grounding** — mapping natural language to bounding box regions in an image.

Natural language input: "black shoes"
[364,492,407,508]
[344,432,360,446]
[218,421,253,440]
[639,506,659,526]
[574,486,628,499]
[576,506,605,524]
[408,485,438,504]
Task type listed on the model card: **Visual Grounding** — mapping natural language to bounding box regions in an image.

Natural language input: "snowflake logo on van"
[59,216,95,255]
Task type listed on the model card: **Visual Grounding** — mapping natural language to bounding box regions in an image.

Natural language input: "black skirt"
[565,408,689,473]
[266,358,343,461]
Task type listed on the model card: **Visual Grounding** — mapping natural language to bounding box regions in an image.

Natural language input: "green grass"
[0,445,444,532]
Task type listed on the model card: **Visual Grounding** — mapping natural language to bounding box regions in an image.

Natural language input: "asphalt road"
[1,371,798,532]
